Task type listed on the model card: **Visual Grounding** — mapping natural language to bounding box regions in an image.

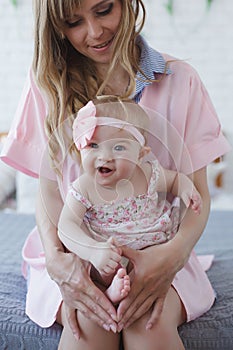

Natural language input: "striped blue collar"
[134,36,171,102]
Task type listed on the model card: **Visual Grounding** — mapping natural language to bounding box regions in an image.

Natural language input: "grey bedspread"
[0,210,232,349]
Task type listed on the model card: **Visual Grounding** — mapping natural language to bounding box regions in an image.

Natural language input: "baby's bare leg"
[123,287,186,350]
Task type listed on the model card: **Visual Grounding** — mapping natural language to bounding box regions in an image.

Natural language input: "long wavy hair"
[32,0,146,174]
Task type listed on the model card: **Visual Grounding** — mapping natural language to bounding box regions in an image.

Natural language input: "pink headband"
[73,101,145,150]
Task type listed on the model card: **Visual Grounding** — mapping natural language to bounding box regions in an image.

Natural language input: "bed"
[0,210,232,349]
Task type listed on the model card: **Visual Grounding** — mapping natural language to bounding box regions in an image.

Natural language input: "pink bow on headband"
[73,100,146,150]
[73,101,97,150]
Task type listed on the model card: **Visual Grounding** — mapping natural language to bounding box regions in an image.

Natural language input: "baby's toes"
[121,276,130,296]
[116,267,127,278]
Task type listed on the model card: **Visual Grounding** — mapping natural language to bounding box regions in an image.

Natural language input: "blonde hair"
[32,0,148,174]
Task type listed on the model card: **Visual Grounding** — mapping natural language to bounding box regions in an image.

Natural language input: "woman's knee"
[122,287,186,349]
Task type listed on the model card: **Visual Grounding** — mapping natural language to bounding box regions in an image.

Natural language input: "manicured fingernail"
[146,323,152,330]
[74,333,80,341]
[111,313,117,321]
[117,313,122,321]
[110,324,117,333]
[103,324,110,331]
[118,323,124,332]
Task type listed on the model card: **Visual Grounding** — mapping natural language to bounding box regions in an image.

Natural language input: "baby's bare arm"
[58,193,121,274]
[156,163,202,214]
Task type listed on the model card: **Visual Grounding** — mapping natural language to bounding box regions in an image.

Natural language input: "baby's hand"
[90,237,122,275]
[182,189,202,215]
[190,192,202,214]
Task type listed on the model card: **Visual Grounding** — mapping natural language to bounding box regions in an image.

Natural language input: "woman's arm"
[36,177,117,337]
[117,167,210,330]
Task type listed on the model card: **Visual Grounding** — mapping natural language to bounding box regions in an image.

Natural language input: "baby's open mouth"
[98,166,112,174]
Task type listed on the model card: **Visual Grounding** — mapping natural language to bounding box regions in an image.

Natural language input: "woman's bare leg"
[123,287,186,350]
[57,302,120,350]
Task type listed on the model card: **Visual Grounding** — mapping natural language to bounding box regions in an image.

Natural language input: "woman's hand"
[117,241,185,331]
[47,249,118,338]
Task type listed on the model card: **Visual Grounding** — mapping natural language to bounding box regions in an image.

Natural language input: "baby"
[58,97,202,304]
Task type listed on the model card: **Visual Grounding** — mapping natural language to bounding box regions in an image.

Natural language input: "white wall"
[0,0,33,132]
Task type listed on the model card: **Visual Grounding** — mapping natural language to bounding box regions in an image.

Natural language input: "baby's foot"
[105,268,130,304]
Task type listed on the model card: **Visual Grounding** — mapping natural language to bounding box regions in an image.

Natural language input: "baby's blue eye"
[114,145,125,151]
[88,143,98,149]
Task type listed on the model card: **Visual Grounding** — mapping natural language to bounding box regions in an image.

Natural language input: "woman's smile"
[91,36,114,51]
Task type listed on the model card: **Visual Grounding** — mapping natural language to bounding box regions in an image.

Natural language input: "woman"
[1,0,231,349]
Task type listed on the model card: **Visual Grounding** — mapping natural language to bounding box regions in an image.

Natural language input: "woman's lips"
[91,37,114,51]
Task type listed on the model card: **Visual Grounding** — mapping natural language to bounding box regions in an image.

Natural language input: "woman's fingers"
[65,281,117,322]
[117,294,155,331]
[145,297,165,330]
[64,288,118,337]
[65,306,80,341]
[57,254,117,328]
[117,290,166,331]
[75,296,117,329]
